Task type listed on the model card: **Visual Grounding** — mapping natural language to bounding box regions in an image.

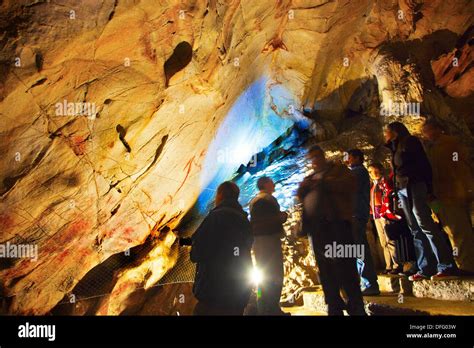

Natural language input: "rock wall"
[0,0,473,314]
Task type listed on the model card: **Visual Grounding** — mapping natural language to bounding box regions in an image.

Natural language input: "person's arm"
[190,214,215,263]
[297,176,314,201]
[414,137,433,193]
[402,137,433,193]
[396,137,418,177]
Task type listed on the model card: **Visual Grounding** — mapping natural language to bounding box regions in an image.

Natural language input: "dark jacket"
[349,164,370,222]
[249,192,287,236]
[386,135,433,192]
[297,162,356,246]
[298,162,356,223]
[190,200,253,308]
[297,162,356,233]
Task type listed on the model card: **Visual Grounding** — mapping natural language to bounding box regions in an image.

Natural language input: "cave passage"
[195,76,310,215]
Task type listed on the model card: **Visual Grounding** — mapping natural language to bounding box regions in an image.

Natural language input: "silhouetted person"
[345,149,380,295]
[384,122,455,281]
[297,145,366,316]
[422,119,474,274]
[249,176,288,315]
[191,181,253,315]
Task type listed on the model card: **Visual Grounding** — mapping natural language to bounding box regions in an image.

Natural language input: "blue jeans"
[397,182,454,275]
[353,218,378,290]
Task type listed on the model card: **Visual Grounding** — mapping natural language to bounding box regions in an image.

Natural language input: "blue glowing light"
[197,76,303,213]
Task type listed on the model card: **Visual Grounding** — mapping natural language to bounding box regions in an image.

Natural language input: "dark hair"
[387,122,410,138]
[216,181,240,202]
[347,149,364,162]
[367,162,385,173]
[423,118,443,130]
[308,145,324,155]
[257,176,273,190]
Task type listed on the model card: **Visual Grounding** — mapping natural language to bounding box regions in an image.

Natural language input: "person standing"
[249,176,288,315]
[345,149,380,295]
[190,181,254,315]
[367,162,402,274]
[384,122,456,281]
[422,119,474,274]
[297,145,366,316]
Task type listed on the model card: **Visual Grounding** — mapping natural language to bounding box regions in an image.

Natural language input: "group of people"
[375,120,474,280]
[190,177,288,315]
[189,119,474,316]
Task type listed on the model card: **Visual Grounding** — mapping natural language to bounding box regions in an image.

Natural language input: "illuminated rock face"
[0,0,473,314]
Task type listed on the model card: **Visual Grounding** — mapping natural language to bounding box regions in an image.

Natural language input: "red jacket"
[370,174,401,221]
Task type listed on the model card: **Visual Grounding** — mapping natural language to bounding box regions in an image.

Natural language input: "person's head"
[257,176,275,194]
[215,181,240,206]
[367,162,385,181]
[307,145,327,170]
[422,118,443,142]
[345,149,364,167]
[385,122,410,142]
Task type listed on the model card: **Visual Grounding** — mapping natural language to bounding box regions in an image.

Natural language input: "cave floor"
[362,293,474,315]
[284,292,474,316]
[298,287,474,316]
[282,306,327,316]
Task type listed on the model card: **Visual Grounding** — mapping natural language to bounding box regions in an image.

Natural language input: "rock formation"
[0,0,473,315]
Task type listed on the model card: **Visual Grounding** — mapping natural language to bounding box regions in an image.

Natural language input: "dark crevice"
[106,180,120,195]
[413,2,423,25]
[116,124,131,152]
[29,76,46,88]
[49,118,78,139]
[149,135,169,168]
[456,25,474,49]
[0,258,16,271]
[35,51,43,71]
[108,0,118,21]
[110,203,121,216]
[164,41,193,87]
